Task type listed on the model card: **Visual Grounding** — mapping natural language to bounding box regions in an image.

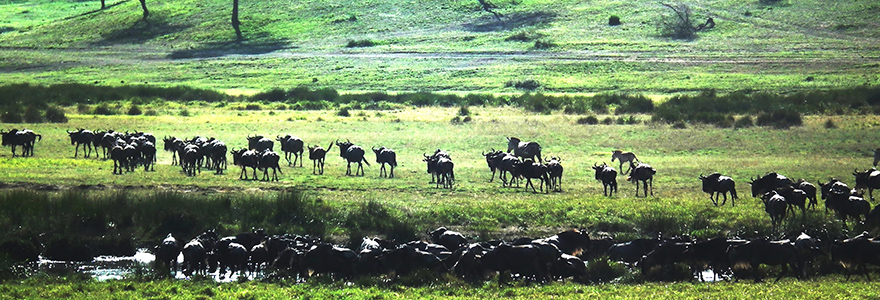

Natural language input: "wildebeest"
[300,243,358,279]
[728,238,801,283]
[479,243,551,282]
[258,150,283,181]
[208,140,227,174]
[749,172,792,197]
[681,237,746,282]
[382,244,444,276]
[155,233,181,276]
[699,173,738,206]
[231,148,259,180]
[762,190,788,230]
[820,180,871,227]
[180,144,201,176]
[372,146,398,178]
[611,150,638,175]
[247,134,274,152]
[608,238,661,265]
[482,149,505,182]
[1,129,41,157]
[430,227,468,252]
[638,241,691,280]
[110,145,126,174]
[277,135,305,167]
[627,162,656,197]
[181,230,218,277]
[853,168,880,201]
[820,179,850,213]
[592,162,618,197]
[775,185,808,219]
[831,234,880,280]
[507,137,542,163]
[424,150,454,188]
[308,143,333,175]
[546,157,564,192]
[335,139,370,176]
[794,179,818,210]
[874,148,880,167]
[211,237,249,279]
[533,229,591,256]
[516,159,549,193]
[163,136,185,166]
[68,128,95,158]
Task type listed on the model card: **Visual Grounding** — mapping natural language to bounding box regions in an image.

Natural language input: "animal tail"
[362,157,370,166]
[326,142,333,152]
[35,134,42,142]
[731,188,738,200]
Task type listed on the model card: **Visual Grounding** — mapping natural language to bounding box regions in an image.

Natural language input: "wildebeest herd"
[154,225,880,283]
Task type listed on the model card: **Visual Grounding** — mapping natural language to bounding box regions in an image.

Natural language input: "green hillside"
[0,0,878,93]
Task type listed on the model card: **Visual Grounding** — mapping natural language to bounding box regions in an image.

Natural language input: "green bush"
[346,39,376,48]
[577,116,599,125]
[92,103,116,115]
[127,105,143,116]
[337,108,351,117]
[23,105,42,123]
[45,106,68,123]
[735,115,753,128]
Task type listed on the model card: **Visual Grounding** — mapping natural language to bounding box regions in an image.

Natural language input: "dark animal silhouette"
[1,129,41,157]
[794,179,818,210]
[516,159,550,193]
[430,227,468,252]
[372,146,398,178]
[155,233,181,276]
[749,172,792,197]
[592,162,618,197]
[231,148,259,180]
[762,190,788,231]
[247,134,274,152]
[308,142,333,175]
[277,134,305,167]
[699,172,738,206]
[68,128,95,158]
[335,139,370,176]
[728,238,801,283]
[546,157,564,192]
[853,168,880,201]
[627,162,656,197]
[258,150,282,181]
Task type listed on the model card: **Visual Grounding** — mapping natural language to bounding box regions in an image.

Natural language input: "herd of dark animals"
[154,226,880,283]
[11,129,880,282]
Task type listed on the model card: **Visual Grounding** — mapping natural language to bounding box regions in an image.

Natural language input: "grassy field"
[0,0,878,94]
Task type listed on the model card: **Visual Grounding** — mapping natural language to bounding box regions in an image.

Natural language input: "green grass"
[0,0,877,93]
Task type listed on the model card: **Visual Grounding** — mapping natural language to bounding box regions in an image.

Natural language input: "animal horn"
[482,150,486,156]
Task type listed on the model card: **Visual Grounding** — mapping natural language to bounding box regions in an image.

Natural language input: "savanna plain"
[1,0,880,298]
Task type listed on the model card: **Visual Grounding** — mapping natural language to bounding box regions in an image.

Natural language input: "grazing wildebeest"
[68,128,95,158]
[762,190,788,230]
[628,162,656,197]
[853,168,880,201]
[231,148,259,180]
[728,238,801,283]
[277,135,305,167]
[546,157,564,192]
[308,143,333,175]
[749,172,792,197]
[516,159,549,193]
[794,179,818,210]
[592,162,618,197]
[247,134,274,152]
[775,185,808,219]
[699,173,738,206]
[372,146,398,178]
[430,227,468,252]
[258,150,282,181]
[611,150,639,175]
[482,149,505,182]
[155,233,181,276]
[1,129,41,157]
[507,137,542,163]
[335,140,370,176]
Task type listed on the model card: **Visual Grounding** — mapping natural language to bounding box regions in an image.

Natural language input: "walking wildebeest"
[516,159,549,193]
[308,143,333,175]
[483,149,505,182]
[372,146,398,178]
[546,157,564,192]
[507,137,542,163]
[258,150,282,181]
[424,150,454,188]
[163,136,185,166]
[335,140,370,176]
[1,129,41,157]
[728,238,801,283]
[247,134,274,152]
[155,233,181,276]
[592,162,618,197]
[628,162,656,197]
[68,128,95,158]
[794,179,818,210]
[277,134,305,167]
[831,235,880,281]
[231,148,259,180]
[762,190,788,231]
[699,173,738,206]
[853,168,880,201]
[611,150,638,175]
[775,185,808,219]
[749,172,792,197]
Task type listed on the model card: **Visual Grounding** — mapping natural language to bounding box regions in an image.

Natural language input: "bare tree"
[232,0,243,41]
[101,0,106,9]
[139,0,149,20]
[478,0,502,21]
[659,3,714,40]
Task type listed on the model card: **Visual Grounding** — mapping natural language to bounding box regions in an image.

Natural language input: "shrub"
[609,16,622,26]
[659,3,697,40]
[23,105,42,123]
[0,111,22,123]
[756,110,802,128]
[533,40,556,49]
[45,106,68,123]
[179,109,190,117]
[77,103,90,114]
[672,121,687,129]
[92,103,116,115]
[824,119,837,129]
[346,39,376,48]
[505,79,541,91]
[337,108,351,117]
[458,105,471,116]
[244,104,262,111]
[127,105,143,116]
[602,117,615,125]
[577,116,599,125]
[734,115,753,128]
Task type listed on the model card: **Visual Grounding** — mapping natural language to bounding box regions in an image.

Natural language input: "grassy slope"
[0,0,878,93]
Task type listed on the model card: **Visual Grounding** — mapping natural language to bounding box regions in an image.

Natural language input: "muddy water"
[38,249,260,282]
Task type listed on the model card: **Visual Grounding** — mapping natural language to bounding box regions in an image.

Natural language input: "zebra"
[612,150,639,175]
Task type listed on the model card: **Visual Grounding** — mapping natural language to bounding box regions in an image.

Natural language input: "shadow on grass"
[94,16,191,46]
[463,11,557,32]
[167,40,293,59]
